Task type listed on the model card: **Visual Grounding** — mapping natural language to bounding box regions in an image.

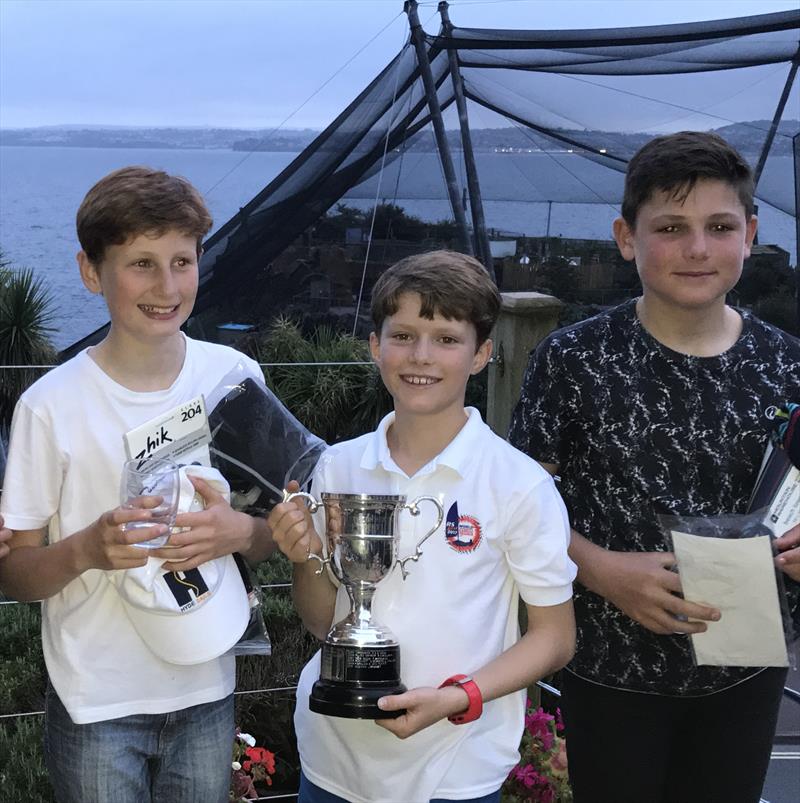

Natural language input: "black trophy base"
[310,677,407,719]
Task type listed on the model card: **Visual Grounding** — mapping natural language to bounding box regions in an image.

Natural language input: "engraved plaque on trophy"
[283,491,443,719]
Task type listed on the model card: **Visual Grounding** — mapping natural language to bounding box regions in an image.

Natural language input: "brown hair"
[621,131,754,227]
[76,166,213,264]
[370,250,500,347]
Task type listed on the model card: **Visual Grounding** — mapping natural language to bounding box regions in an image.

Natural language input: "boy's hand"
[0,515,12,560]
[153,475,253,572]
[597,550,720,635]
[77,505,167,571]
[268,480,323,563]
[375,685,469,739]
[775,522,800,582]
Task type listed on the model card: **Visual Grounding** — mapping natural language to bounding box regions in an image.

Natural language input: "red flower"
[242,746,276,775]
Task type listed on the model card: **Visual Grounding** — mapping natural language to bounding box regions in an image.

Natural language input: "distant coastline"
[1,120,797,156]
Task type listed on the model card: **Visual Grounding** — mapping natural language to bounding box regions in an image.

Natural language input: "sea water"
[1,145,795,350]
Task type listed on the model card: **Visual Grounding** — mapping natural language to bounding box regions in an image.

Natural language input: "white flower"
[236,732,256,747]
[231,761,242,771]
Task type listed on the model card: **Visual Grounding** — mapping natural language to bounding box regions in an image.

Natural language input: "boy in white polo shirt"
[270,250,576,803]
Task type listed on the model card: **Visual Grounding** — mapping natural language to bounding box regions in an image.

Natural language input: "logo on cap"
[163,569,211,611]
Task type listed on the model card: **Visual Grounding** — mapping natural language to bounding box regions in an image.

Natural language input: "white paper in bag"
[671,530,788,667]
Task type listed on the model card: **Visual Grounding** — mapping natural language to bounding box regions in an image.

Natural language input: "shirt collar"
[360,407,485,479]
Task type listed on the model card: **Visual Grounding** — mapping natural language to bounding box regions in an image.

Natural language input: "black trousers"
[560,667,788,803]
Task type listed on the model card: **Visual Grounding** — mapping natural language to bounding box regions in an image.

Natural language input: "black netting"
[62,9,800,358]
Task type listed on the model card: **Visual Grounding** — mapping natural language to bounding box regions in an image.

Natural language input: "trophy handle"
[282,490,330,576]
[395,495,444,580]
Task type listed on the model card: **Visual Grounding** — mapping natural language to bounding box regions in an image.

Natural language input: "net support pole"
[405,0,473,255]
[793,132,800,331]
[438,1,495,280]
[753,48,800,191]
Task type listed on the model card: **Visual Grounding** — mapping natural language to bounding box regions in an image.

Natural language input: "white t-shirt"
[295,408,576,803]
[0,337,263,724]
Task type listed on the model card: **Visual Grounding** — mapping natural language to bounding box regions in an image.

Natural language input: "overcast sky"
[1,0,798,130]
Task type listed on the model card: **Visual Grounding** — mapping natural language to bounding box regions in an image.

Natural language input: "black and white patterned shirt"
[509,299,800,696]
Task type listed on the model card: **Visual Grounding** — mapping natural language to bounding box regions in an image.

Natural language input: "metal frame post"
[438,1,495,280]
[794,132,800,332]
[753,48,799,191]
[405,0,473,254]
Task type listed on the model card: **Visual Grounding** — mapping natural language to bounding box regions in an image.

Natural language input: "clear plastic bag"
[206,362,326,513]
[227,552,272,657]
[205,361,328,657]
[659,508,796,669]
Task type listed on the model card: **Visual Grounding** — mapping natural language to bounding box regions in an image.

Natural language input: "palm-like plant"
[0,261,57,427]
[254,317,392,444]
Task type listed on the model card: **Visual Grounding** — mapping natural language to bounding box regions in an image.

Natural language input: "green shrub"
[0,604,45,716]
[255,316,392,443]
[0,265,58,428]
[0,717,53,803]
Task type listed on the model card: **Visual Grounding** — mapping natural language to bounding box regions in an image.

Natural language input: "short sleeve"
[503,472,576,607]
[508,334,575,466]
[0,399,64,532]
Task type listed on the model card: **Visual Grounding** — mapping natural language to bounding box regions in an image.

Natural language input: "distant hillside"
[0,126,318,151]
[1,120,796,156]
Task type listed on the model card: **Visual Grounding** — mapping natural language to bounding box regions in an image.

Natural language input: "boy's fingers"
[120,523,169,545]
[775,523,800,549]
[666,595,720,622]
[121,494,165,510]
[187,475,225,505]
[657,551,677,570]
[112,507,154,527]
[377,692,410,711]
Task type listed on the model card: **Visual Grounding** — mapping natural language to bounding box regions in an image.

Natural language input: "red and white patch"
[446,514,482,553]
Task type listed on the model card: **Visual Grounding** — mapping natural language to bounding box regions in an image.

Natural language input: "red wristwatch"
[439,674,483,724]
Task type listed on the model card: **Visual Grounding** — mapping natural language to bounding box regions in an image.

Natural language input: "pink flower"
[513,763,539,789]
[525,707,556,751]
[555,707,565,733]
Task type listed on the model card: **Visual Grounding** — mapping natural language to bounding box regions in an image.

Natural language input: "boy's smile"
[613,178,757,313]
[369,292,491,425]
[79,229,199,344]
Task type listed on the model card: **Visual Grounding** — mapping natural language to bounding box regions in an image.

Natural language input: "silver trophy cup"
[283,490,443,719]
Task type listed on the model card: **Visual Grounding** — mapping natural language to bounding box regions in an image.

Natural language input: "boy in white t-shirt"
[269,251,577,803]
[0,167,276,803]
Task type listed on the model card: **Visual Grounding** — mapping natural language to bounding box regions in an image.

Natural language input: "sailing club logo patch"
[445,502,482,553]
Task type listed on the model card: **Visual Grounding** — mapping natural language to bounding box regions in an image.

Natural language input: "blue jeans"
[299,771,502,803]
[44,684,234,803]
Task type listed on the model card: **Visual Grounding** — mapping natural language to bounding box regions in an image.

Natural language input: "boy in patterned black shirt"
[509,131,800,803]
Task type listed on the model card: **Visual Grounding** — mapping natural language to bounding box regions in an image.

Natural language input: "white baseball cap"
[112,466,250,665]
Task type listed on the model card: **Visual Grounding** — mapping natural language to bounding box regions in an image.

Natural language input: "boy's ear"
[77,251,102,295]
[471,338,493,375]
[612,217,635,262]
[743,215,758,258]
[368,331,381,363]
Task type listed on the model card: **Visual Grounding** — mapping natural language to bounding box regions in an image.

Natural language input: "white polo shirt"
[295,408,576,803]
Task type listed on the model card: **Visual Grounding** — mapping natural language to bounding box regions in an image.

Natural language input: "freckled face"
[369,292,492,423]
[613,179,757,312]
[79,230,199,344]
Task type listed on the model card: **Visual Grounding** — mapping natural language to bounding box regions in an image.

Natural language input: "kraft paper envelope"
[671,530,788,667]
